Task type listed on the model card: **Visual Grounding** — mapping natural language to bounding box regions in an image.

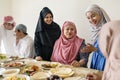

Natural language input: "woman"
[34,7,61,61]
[83,4,110,70]
[86,20,120,80]
[51,21,89,67]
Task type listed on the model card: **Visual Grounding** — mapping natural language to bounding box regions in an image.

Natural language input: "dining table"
[0,57,103,80]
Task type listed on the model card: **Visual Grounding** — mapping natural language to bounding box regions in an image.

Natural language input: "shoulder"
[52,22,60,27]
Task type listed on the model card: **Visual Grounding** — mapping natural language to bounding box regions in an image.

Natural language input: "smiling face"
[4,23,14,30]
[44,13,53,25]
[86,11,101,26]
[63,25,76,39]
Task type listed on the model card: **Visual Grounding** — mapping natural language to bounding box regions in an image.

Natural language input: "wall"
[0,0,12,23]
[11,0,120,43]
[0,0,120,49]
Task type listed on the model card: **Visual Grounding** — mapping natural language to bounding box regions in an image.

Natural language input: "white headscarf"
[85,4,110,44]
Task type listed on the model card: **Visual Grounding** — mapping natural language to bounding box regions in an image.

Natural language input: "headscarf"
[51,21,84,64]
[85,4,110,44]
[99,20,120,80]
[35,7,61,46]
[3,16,15,27]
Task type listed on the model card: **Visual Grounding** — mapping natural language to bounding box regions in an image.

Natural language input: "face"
[64,25,76,39]
[86,11,101,26]
[44,13,53,25]
[14,30,22,39]
[4,23,14,30]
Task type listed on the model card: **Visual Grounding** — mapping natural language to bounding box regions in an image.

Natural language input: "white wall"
[0,0,12,23]
[1,0,120,43]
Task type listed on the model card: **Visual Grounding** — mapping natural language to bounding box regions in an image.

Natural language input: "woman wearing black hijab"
[34,7,61,61]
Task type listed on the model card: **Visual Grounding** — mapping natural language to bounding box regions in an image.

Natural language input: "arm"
[79,40,90,67]
[80,43,97,53]
[71,40,89,67]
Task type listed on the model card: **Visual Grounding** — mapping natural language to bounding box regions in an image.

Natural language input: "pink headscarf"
[3,16,15,27]
[99,20,120,80]
[51,21,84,64]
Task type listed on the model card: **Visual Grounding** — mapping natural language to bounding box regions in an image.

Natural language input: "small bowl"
[2,68,20,77]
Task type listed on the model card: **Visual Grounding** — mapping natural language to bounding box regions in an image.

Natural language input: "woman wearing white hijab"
[86,20,120,80]
[82,4,110,71]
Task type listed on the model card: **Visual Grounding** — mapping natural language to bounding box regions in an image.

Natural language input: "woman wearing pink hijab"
[86,20,120,80]
[51,21,89,67]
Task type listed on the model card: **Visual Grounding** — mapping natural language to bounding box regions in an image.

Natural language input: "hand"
[86,73,102,80]
[71,60,80,67]
[79,59,85,66]
[35,56,43,61]
[81,43,97,53]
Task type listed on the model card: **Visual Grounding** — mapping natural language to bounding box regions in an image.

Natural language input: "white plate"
[49,67,74,78]
[2,68,20,77]
[30,71,50,80]
[0,68,6,75]
[64,77,86,80]
[3,74,30,80]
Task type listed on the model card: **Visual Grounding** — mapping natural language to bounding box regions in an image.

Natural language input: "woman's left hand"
[71,60,80,67]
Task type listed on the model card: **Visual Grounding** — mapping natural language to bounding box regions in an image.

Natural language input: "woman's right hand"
[81,43,97,53]
[35,56,43,61]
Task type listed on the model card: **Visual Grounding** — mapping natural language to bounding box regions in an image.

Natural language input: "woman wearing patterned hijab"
[82,4,110,70]
[34,7,61,61]
[51,21,89,67]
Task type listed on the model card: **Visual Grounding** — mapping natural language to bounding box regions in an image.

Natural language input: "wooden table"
[0,58,103,80]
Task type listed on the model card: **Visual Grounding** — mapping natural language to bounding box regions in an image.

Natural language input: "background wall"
[0,0,120,44]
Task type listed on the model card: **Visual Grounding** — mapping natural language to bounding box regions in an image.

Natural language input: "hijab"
[51,21,84,64]
[35,7,61,47]
[99,20,120,80]
[85,4,110,44]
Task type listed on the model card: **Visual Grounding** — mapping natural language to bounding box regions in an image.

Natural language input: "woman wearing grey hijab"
[81,4,110,71]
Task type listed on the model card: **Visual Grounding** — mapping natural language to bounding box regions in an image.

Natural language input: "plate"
[41,62,61,70]
[64,77,86,80]
[0,54,12,62]
[2,68,20,77]
[49,67,74,78]
[0,68,6,75]
[3,74,30,80]
[30,71,50,80]
[4,61,24,68]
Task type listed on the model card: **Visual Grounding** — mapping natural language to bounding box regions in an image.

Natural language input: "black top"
[34,7,61,61]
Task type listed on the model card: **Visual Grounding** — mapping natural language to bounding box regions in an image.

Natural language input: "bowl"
[2,68,20,77]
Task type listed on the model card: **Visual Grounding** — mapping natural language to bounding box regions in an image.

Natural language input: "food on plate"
[30,71,50,80]
[20,65,41,74]
[5,75,26,80]
[10,56,19,60]
[50,68,74,78]
[4,62,24,67]
[41,62,61,68]
[47,75,62,80]
[0,54,7,59]
[2,69,20,77]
